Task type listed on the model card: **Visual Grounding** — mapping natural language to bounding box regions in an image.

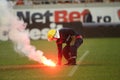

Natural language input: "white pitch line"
[68,50,89,77]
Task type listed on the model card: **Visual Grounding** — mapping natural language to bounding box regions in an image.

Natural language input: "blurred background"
[1,0,120,40]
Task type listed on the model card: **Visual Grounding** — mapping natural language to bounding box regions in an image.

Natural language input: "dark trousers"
[62,38,83,61]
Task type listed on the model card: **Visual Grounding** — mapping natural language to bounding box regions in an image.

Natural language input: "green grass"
[0,38,120,80]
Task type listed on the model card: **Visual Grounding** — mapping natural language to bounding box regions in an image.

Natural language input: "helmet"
[47,29,56,41]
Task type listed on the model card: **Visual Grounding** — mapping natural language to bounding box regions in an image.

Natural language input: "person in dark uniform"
[47,28,83,65]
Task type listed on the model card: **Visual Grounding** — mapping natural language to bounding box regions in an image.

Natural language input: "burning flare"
[41,56,56,67]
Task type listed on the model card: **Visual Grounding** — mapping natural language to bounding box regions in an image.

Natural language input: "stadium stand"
[7,0,120,6]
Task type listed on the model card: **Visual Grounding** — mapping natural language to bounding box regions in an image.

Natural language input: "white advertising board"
[14,6,120,23]
[0,6,120,41]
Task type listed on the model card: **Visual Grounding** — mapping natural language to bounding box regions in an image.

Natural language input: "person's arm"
[56,39,62,65]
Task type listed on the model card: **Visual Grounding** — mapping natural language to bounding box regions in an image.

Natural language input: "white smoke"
[0,0,55,66]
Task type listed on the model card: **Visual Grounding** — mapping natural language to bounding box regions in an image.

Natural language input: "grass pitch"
[0,38,120,80]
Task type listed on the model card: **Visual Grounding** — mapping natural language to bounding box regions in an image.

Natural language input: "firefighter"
[47,28,83,65]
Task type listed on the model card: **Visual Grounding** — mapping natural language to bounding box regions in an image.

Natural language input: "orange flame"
[41,56,56,67]
[43,59,56,67]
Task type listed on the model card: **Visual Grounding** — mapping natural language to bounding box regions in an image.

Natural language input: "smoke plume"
[0,0,56,66]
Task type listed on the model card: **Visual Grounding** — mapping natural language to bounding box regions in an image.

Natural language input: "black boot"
[64,58,76,65]
[64,59,71,65]
[70,58,76,65]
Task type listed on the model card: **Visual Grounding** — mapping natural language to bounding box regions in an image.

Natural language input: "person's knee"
[62,45,70,60]
[70,46,77,56]
[63,45,70,53]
